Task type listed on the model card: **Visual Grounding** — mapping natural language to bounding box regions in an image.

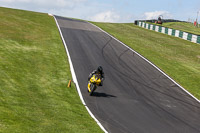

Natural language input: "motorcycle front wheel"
[90,83,96,96]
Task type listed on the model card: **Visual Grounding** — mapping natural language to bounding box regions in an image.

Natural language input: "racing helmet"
[97,66,103,73]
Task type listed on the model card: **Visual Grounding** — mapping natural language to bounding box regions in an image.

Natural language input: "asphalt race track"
[55,16,200,133]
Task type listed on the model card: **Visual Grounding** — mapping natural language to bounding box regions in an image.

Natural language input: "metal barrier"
[136,21,200,44]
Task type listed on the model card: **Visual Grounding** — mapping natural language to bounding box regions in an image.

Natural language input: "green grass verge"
[0,7,102,133]
[147,22,200,35]
[91,22,200,100]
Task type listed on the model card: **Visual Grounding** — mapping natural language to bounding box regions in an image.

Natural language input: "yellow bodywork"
[88,74,101,92]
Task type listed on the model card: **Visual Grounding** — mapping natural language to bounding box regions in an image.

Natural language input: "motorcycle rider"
[88,66,104,86]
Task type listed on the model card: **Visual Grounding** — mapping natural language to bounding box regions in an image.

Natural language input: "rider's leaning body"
[88,66,104,86]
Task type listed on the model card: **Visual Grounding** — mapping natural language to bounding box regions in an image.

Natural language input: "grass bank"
[92,22,200,100]
[0,7,102,133]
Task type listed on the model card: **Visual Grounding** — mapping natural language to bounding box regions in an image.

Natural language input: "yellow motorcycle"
[88,74,102,96]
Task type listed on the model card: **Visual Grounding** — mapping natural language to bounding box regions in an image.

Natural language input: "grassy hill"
[0,7,102,133]
[92,22,200,100]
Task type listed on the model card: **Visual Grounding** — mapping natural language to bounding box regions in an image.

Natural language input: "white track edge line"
[53,15,108,133]
[89,22,200,103]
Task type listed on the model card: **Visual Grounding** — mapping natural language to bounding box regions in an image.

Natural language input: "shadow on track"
[91,92,116,98]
